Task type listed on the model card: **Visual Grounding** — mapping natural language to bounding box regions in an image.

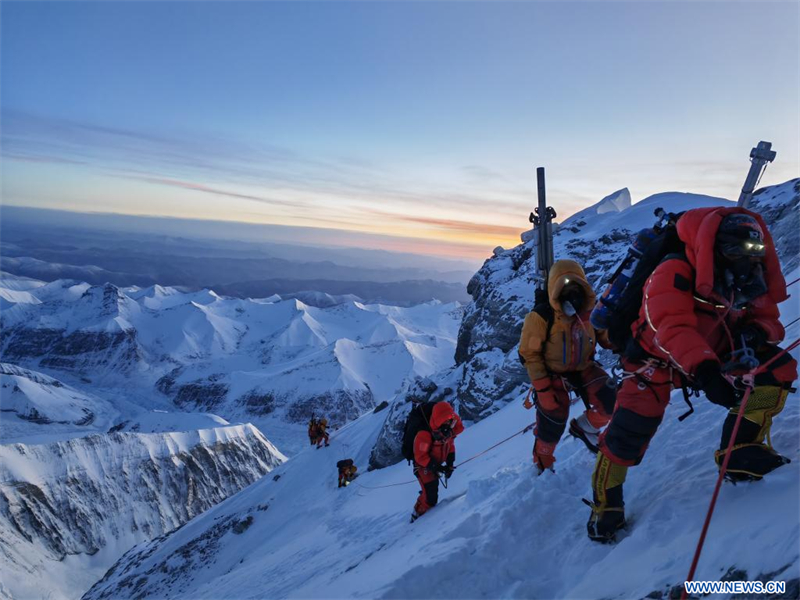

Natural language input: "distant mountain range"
[0,275,464,454]
[0,206,476,305]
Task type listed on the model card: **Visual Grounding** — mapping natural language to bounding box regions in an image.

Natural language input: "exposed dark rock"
[232,515,253,534]
[238,391,278,416]
[285,388,375,428]
[173,381,229,411]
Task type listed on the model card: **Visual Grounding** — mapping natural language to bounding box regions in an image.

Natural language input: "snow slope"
[0,424,285,600]
[83,275,800,599]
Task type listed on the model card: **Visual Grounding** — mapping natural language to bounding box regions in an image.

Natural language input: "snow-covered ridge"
[0,424,285,600]
[1,362,115,434]
[0,277,463,454]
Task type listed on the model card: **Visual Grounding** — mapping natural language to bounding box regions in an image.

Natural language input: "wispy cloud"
[3,152,87,165]
[365,209,523,238]
[131,175,304,208]
[0,109,598,253]
[1,109,539,217]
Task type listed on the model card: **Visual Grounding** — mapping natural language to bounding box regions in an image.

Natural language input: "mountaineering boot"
[716,444,790,482]
[410,510,422,523]
[717,385,792,482]
[569,413,601,454]
[586,488,626,543]
[587,453,628,543]
[533,439,557,475]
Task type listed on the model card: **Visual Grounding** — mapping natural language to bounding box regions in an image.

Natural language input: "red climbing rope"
[680,384,753,599]
[754,337,800,375]
[681,334,800,599]
[355,422,535,491]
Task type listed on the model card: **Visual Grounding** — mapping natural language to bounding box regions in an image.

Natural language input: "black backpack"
[606,216,686,356]
[401,401,436,463]
[518,287,555,369]
[532,286,556,344]
[336,458,353,470]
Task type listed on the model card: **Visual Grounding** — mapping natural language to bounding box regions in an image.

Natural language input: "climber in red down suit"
[588,207,798,542]
[411,401,464,522]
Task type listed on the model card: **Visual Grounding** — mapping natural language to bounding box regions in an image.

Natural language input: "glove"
[533,378,558,412]
[695,361,741,408]
[523,387,534,410]
[737,325,768,350]
[533,439,556,474]
[428,462,445,475]
[444,465,455,480]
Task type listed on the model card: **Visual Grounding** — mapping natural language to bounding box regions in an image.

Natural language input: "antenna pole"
[738,141,776,208]
[529,167,556,290]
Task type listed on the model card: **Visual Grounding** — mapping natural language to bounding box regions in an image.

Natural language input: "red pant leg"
[534,380,571,445]
[599,361,674,466]
[414,467,440,515]
[578,364,617,429]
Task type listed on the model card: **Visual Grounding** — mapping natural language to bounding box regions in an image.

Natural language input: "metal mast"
[529,167,556,290]
[738,141,776,208]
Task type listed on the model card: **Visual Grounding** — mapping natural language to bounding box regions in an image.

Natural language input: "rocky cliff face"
[369,179,799,469]
[749,179,800,274]
[0,425,285,600]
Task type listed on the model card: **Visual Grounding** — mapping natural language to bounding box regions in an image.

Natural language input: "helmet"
[715,214,766,258]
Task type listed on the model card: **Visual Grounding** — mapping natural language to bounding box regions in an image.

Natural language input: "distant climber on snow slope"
[308,417,319,446]
[405,400,464,522]
[336,458,358,487]
[316,417,330,448]
[518,259,617,475]
[587,208,797,543]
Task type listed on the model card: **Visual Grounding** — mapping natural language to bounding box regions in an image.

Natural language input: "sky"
[1,1,798,260]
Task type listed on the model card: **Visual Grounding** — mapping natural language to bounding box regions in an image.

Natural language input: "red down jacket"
[413,401,464,467]
[633,206,788,377]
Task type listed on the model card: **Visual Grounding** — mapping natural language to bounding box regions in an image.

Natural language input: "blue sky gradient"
[2,1,798,258]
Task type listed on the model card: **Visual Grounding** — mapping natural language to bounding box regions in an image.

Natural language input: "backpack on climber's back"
[532,286,555,344]
[591,208,686,356]
[401,401,436,463]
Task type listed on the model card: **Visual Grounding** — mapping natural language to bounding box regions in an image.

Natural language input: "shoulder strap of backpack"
[533,302,555,345]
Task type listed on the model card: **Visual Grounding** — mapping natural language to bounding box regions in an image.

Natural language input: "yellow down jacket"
[518,260,601,383]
